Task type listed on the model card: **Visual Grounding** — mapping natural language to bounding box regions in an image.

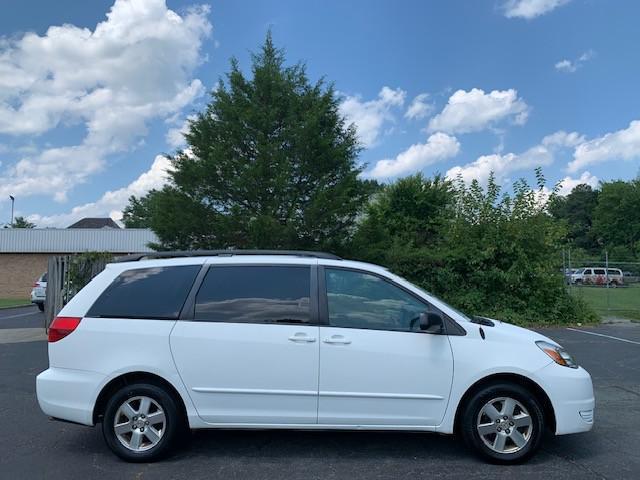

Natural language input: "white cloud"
[542,130,585,148]
[557,171,599,196]
[555,50,595,73]
[502,0,571,19]
[339,86,406,148]
[0,0,211,200]
[446,144,553,186]
[165,114,196,148]
[367,132,460,179]
[404,93,433,120]
[27,154,172,227]
[554,60,576,73]
[568,120,640,172]
[428,88,529,134]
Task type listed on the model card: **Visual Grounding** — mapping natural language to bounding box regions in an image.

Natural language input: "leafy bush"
[349,169,598,325]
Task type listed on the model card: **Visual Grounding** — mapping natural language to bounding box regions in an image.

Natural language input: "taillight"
[48,317,82,343]
[33,282,39,287]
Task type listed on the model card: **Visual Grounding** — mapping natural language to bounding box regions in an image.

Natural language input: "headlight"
[536,340,578,368]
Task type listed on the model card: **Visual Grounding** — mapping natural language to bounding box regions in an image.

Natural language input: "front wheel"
[102,383,182,462]
[460,383,544,464]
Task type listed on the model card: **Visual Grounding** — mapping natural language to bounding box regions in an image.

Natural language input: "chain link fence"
[562,249,640,322]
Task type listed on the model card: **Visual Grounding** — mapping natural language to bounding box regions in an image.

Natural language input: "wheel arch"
[453,373,556,434]
[92,371,189,426]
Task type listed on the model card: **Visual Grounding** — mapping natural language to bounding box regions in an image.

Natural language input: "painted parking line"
[566,327,640,346]
[0,310,38,321]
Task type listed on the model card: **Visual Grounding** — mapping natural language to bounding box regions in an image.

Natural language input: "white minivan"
[36,251,594,464]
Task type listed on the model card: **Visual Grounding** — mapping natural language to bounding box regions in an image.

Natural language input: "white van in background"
[570,267,623,286]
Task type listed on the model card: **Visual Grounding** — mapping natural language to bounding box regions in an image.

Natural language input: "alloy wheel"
[476,396,533,454]
[113,396,166,452]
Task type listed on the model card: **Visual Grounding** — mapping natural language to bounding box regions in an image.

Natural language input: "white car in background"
[36,251,594,464]
[30,272,47,311]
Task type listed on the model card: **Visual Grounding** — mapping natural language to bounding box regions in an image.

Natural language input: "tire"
[102,383,182,462]
[460,382,545,464]
[37,303,44,312]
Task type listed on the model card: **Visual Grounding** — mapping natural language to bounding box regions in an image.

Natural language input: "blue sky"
[0,0,638,226]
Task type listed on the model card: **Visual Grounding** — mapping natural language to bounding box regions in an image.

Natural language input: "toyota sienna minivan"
[36,250,594,463]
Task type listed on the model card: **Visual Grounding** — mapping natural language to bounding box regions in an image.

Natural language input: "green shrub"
[348,169,599,325]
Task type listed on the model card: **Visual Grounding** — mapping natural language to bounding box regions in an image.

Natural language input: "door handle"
[323,335,351,345]
[288,333,317,343]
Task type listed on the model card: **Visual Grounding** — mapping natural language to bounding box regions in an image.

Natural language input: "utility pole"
[9,195,14,226]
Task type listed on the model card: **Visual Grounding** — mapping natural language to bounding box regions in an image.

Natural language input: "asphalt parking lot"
[1,306,639,479]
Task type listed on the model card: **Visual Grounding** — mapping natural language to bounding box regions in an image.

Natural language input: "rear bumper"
[538,363,595,435]
[36,367,106,426]
[30,292,45,303]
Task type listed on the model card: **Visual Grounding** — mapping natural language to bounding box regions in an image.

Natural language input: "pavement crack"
[611,385,640,397]
[542,448,608,480]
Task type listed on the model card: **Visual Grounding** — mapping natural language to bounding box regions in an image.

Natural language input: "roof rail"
[113,249,342,263]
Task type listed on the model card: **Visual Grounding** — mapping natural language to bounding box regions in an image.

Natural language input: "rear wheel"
[460,383,544,464]
[102,383,181,462]
[37,303,44,312]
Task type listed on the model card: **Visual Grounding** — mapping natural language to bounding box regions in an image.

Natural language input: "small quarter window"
[87,265,200,319]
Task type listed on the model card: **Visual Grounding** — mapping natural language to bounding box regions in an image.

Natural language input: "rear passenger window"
[593,269,606,275]
[87,265,200,319]
[195,266,311,324]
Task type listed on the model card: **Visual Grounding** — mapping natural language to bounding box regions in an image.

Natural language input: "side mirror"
[419,312,445,334]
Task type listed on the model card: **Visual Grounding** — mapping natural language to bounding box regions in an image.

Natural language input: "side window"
[594,269,606,275]
[325,268,428,332]
[87,265,200,319]
[195,266,311,324]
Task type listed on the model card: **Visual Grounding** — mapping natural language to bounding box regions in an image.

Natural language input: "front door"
[171,264,320,425]
[318,267,454,426]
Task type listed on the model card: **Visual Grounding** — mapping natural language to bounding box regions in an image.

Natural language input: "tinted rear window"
[87,265,200,319]
[195,265,311,324]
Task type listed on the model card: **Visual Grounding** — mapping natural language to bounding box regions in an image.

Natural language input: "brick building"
[0,225,158,299]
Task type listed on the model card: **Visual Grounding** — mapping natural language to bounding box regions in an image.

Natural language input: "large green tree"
[592,179,640,258]
[124,34,376,250]
[549,184,599,252]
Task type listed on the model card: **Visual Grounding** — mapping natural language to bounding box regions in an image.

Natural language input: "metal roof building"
[0,228,158,299]
[0,228,158,253]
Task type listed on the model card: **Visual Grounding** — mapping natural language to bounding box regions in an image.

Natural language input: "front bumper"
[36,367,106,426]
[537,363,595,435]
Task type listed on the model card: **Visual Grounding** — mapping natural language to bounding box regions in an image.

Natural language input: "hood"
[473,317,560,347]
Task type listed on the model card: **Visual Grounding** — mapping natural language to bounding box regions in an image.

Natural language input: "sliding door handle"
[323,335,351,345]
[288,333,316,343]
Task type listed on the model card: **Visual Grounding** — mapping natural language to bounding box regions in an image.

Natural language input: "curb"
[0,303,35,311]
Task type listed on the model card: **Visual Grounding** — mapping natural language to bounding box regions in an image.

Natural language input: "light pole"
[9,195,14,226]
